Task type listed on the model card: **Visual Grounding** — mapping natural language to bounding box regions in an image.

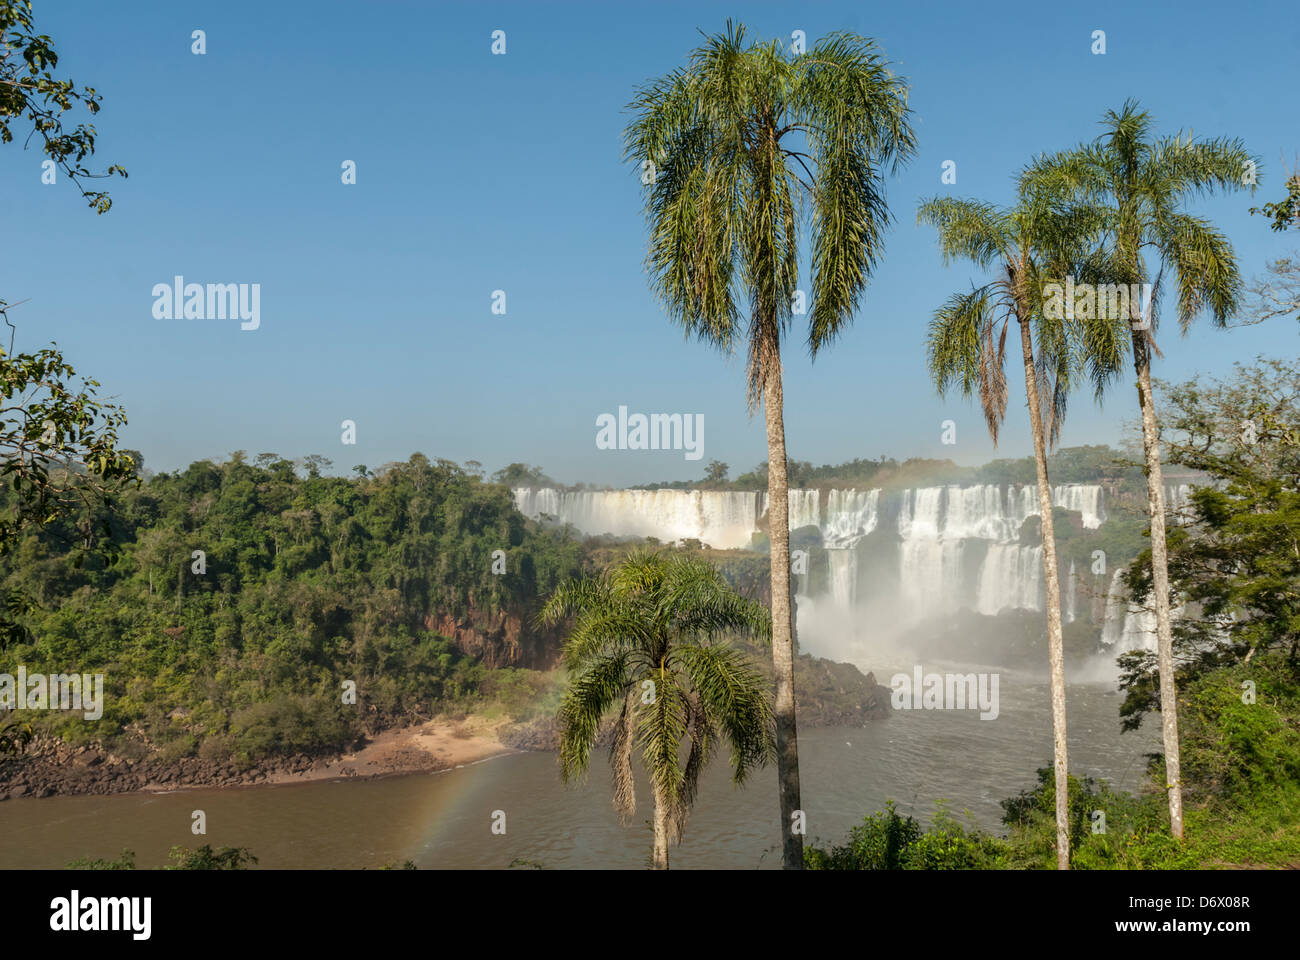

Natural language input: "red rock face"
[425,604,562,670]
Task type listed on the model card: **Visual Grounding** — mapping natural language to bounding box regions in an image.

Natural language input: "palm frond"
[637,666,688,818]
[558,653,632,783]
[1152,211,1243,331]
[671,643,775,784]
[797,34,916,356]
[927,283,1012,445]
[674,690,716,842]
[917,197,1009,269]
[660,553,772,644]
[609,689,638,823]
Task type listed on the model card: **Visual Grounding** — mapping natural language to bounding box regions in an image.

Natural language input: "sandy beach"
[259,716,519,785]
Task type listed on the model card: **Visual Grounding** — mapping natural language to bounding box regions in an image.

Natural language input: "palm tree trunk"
[652,780,670,870]
[1131,330,1183,839]
[763,353,803,870]
[1017,317,1071,870]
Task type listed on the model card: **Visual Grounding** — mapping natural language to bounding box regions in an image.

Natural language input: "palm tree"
[917,187,1121,869]
[540,550,775,870]
[1028,101,1254,839]
[624,21,915,869]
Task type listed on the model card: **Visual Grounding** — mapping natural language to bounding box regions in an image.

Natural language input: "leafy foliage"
[625,20,915,402]
[0,342,137,561]
[66,849,137,870]
[917,186,1124,447]
[164,844,258,870]
[805,801,1006,869]
[67,845,259,870]
[542,550,774,856]
[0,0,127,212]
[1027,99,1253,339]
[0,454,586,764]
[1119,358,1300,728]
[810,650,1300,869]
[1250,170,1300,233]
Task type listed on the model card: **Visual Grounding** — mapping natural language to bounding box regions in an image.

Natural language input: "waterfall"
[899,538,967,616]
[514,482,1107,624]
[1122,606,1159,652]
[1165,483,1193,525]
[898,487,945,539]
[1102,570,1127,646]
[976,543,1044,614]
[512,487,760,550]
[944,485,1029,540]
[1052,484,1106,528]
[1064,560,1077,624]
[823,489,879,545]
[1101,568,1158,652]
[896,483,1099,541]
[827,549,858,609]
[759,490,822,530]
[790,489,822,530]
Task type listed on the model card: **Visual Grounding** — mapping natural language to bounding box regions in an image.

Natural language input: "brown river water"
[1,670,1159,869]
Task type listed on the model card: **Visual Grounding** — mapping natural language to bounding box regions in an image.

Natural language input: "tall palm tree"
[1028,101,1254,839]
[624,21,915,869]
[540,550,774,870]
[918,187,1121,869]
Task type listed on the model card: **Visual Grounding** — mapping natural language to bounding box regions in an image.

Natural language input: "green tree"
[541,550,774,869]
[918,183,1119,870]
[0,0,134,669]
[492,463,555,488]
[624,22,915,868]
[1031,100,1256,840]
[1,0,128,212]
[0,452,587,765]
[1120,357,1300,724]
[66,849,136,870]
[1250,167,1299,233]
[164,845,258,870]
[0,344,136,597]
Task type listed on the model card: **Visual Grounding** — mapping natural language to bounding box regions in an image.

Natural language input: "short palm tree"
[624,21,915,869]
[918,186,1122,870]
[540,550,775,870]
[1028,101,1254,839]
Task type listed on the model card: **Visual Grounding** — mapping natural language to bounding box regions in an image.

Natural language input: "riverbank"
[1,654,893,801]
[0,716,517,801]
[0,680,1165,869]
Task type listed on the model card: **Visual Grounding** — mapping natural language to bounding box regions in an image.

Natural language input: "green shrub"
[67,849,136,870]
[805,801,1007,870]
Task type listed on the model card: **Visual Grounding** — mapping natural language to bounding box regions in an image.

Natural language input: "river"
[0,667,1158,869]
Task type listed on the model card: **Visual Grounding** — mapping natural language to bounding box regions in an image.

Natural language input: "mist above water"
[515,482,1161,679]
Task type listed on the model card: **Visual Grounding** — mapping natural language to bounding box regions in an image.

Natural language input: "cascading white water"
[976,543,1044,614]
[897,487,944,539]
[514,482,1107,624]
[511,487,760,550]
[1101,568,1159,652]
[1052,484,1106,528]
[823,489,879,545]
[819,489,878,617]
[1165,483,1193,525]
[1065,560,1077,624]
[758,490,822,531]
[900,538,967,615]
[944,485,1028,540]
[827,549,858,610]
[895,484,1063,619]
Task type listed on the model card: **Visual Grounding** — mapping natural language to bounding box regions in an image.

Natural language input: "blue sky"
[3,0,1296,486]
